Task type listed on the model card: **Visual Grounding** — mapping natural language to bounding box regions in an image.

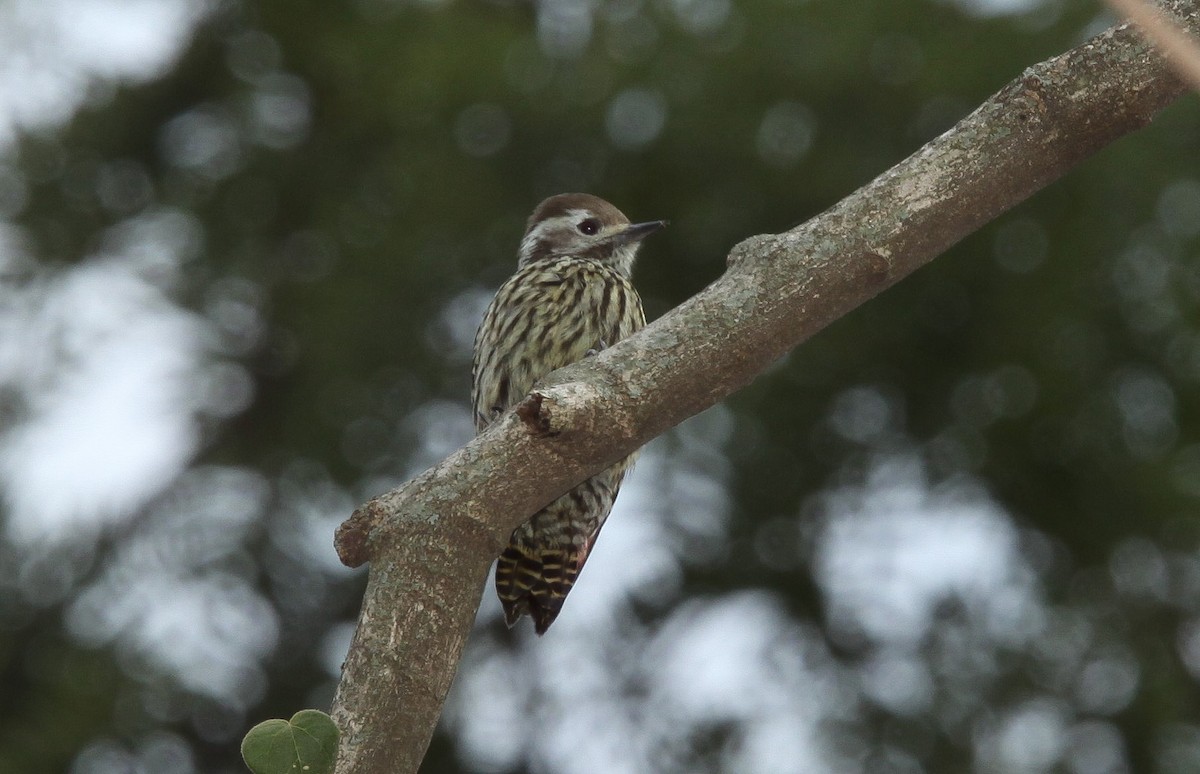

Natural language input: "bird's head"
[518,193,666,276]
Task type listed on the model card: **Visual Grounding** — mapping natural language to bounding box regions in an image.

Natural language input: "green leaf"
[241,709,340,774]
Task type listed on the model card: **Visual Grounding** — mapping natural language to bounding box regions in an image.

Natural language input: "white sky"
[0,0,211,149]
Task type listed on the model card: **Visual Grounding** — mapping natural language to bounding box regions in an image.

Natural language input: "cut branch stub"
[515,392,553,436]
[335,499,386,568]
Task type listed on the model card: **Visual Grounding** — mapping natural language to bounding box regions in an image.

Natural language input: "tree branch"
[330,5,1195,772]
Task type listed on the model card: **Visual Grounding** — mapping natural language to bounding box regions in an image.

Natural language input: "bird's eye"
[577,218,600,236]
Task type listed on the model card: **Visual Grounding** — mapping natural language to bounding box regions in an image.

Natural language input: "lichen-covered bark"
[330,7,1196,772]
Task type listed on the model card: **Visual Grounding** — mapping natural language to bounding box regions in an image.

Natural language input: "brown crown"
[525,193,630,234]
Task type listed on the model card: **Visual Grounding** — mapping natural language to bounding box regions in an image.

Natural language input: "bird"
[471,193,665,634]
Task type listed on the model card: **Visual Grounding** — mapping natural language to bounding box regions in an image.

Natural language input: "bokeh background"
[2,0,1200,772]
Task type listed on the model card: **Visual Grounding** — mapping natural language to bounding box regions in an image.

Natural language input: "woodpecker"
[471,193,665,634]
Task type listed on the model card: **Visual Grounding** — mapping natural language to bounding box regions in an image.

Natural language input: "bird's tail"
[495,544,588,635]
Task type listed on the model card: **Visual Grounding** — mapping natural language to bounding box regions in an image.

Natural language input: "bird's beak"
[615,220,668,245]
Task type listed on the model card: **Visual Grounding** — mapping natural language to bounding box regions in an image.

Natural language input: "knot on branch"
[726,234,770,267]
[859,250,893,288]
[516,392,555,436]
[1013,71,1050,126]
[516,380,607,439]
[336,499,388,568]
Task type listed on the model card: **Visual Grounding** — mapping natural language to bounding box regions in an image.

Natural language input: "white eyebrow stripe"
[527,218,559,237]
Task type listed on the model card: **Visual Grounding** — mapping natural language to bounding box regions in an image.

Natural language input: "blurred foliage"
[3,0,1200,772]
